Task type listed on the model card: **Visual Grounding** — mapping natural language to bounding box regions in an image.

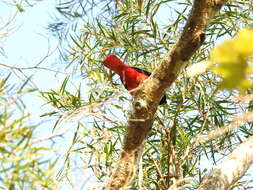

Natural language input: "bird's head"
[102,55,123,66]
[102,55,125,74]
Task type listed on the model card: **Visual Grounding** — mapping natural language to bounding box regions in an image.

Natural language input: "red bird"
[102,55,166,105]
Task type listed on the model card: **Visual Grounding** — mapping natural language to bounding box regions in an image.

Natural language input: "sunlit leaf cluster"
[211,28,253,91]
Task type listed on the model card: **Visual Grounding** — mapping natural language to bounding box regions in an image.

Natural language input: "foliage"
[43,0,253,189]
[0,75,58,190]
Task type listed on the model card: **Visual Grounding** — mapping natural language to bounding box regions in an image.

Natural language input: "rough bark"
[106,0,228,189]
[198,136,253,190]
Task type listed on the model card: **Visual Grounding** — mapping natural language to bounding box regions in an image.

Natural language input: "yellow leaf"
[210,28,253,92]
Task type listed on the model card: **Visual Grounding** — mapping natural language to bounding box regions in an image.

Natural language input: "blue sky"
[0,2,97,189]
[1,1,75,187]
[0,1,64,131]
[1,2,51,57]
[1,1,59,88]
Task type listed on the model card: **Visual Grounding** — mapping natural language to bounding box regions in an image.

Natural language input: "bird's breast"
[121,68,149,95]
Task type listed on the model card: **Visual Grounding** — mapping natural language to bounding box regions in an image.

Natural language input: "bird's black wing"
[132,67,151,76]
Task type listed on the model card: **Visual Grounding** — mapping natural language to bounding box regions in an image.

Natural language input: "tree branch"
[106,0,228,189]
[198,136,253,190]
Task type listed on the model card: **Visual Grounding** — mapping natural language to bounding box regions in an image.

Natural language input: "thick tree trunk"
[106,0,228,189]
